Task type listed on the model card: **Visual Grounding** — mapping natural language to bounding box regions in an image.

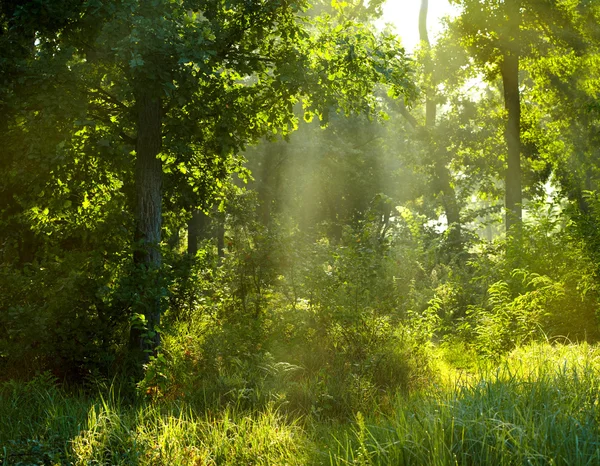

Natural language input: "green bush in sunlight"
[408,199,600,359]
[144,201,434,420]
[466,269,565,357]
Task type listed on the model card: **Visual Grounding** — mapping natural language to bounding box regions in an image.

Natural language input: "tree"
[521,2,600,276]
[0,0,415,372]
[451,0,522,234]
[451,0,591,236]
[392,0,464,253]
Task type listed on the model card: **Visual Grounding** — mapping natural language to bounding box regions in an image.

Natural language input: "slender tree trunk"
[419,0,436,127]
[257,145,274,227]
[436,160,462,246]
[502,54,522,233]
[16,227,37,267]
[215,211,226,259]
[420,0,462,249]
[257,142,286,227]
[188,209,208,256]
[502,0,522,235]
[130,90,163,361]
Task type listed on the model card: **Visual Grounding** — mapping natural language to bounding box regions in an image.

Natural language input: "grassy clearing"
[2,342,600,465]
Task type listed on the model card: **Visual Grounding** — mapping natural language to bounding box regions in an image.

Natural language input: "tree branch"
[88,112,137,145]
[353,135,383,150]
[395,99,420,129]
[91,87,131,113]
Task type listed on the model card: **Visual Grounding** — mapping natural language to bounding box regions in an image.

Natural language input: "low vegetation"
[2,343,600,465]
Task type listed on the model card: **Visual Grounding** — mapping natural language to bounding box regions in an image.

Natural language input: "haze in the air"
[379,0,459,51]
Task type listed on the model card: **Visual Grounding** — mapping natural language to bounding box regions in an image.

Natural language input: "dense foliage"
[3,0,600,463]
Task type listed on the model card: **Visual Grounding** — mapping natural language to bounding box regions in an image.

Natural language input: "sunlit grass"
[0,372,311,465]
[329,342,600,465]
[70,402,310,465]
[2,342,600,465]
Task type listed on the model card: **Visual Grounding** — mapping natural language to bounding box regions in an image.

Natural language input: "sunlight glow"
[379,0,460,52]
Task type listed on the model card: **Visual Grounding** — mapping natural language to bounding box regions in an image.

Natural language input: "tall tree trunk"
[420,0,462,249]
[502,0,522,235]
[419,0,436,127]
[215,211,226,259]
[436,158,462,247]
[257,142,285,227]
[188,209,208,256]
[130,90,163,361]
[257,145,275,227]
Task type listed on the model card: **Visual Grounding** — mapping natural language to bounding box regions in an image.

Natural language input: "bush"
[143,204,433,419]
[0,251,129,382]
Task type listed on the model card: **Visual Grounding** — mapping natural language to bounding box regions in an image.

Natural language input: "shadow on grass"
[0,372,315,466]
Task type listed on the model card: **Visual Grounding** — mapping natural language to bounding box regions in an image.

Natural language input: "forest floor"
[2,341,600,465]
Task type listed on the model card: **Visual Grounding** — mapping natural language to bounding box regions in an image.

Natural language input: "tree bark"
[435,158,462,248]
[502,0,522,235]
[130,90,163,361]
[257,142,285,227]
[257,145,275,227]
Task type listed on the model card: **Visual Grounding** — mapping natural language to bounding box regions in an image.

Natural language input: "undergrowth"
[331,342,600,465]
[2,342,600,465]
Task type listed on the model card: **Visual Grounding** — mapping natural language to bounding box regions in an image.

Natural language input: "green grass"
[69,401,310,465]
[2,342,600,465]
[0,381,311,465]
[329,342,600,465]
